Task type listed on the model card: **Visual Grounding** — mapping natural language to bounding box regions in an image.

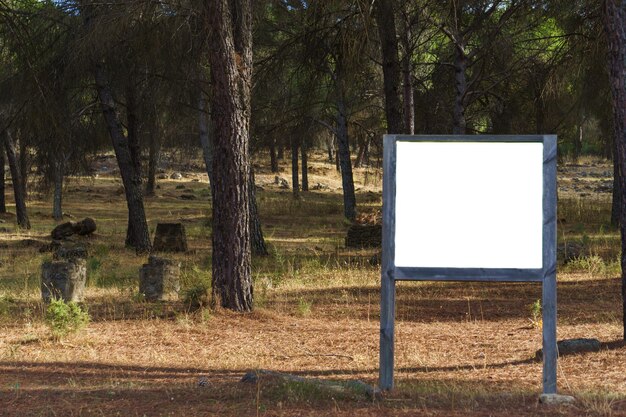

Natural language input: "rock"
[157,173,169,180]
[311,183,329,190]
[51,218,97,240]
[41,258,87,303]
[139,256,180,301]
[274,176,289,189]
[39,240,63,253]
[557,242,585,264]
[170,172,183,180]
[152,223,188,252]
[535,338,601,359]
[75,218,97,236]
[51,222,75,240]
[179,194,197,200]
[54,245,89,261]
[539,394,576,406]
[345,224,382,248]
[558,338,601,355]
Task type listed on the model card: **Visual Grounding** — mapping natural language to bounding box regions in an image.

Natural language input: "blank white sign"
[394,141,543,269]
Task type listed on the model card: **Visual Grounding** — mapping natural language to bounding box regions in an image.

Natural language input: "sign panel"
[380,135,557,395]
[395,141,543,269]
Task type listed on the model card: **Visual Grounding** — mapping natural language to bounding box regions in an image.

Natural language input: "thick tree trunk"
[603,0,626,339]
[453,44,468,135]
[301,140,308,192]
[52,158,64,221]
[207,0,253,312]
[3,131,30,229]
[336,97,357,221]
[0,148,5,214]
[94,64,151,253]
[291,137,299,199]
[374,0,404,134]
[269,138,278,173]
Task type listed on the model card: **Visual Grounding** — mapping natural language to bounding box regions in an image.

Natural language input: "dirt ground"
[1,155,625,416]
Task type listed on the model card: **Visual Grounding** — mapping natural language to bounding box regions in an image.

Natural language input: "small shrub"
[529,299,542,329]
[45,299,90,340]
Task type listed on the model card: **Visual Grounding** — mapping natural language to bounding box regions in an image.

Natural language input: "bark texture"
[249,169,268,256]
[453,43,468,134]
[336,95,357,221]
[207,0,254,311]
[603,0,626,339]
[3,131,30,229]
[94,64,151,253]
[291,137,299,199]
[374,0,404,134]
[52,158,64,221]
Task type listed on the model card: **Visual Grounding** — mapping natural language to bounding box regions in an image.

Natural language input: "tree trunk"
[124,82,143,244]
[374,0,404,134]
[145,128,159,197]
[400,10,415,135]
[269,138,278,173]
[335,138,340,171]
[453,44,468,135]
[336,97,357,221]
[249,169,268,256]
[327,136,334,163]
[356,136,371,168]
[0,148,6,214]
[291,136,300,199]
[3,131,30,229]
[18,138,28,200]
[603,0,626,340]
[612,147,621,227]
[277,141,284,160]
[52,157,64,221]
[198,92,214,189]
[301,140,308,192]
[94,64,151,253]
[207,0,254,312]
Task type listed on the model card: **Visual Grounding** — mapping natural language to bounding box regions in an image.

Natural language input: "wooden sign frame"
[379,135,557,394]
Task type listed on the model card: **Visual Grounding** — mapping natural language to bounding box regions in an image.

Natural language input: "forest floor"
[0,152,625,416]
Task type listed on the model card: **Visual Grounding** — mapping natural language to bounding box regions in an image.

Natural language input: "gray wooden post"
[380,135,396,390]
[542,135,558,394]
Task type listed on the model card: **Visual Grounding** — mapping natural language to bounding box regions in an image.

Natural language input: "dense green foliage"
[45,298,90,340]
